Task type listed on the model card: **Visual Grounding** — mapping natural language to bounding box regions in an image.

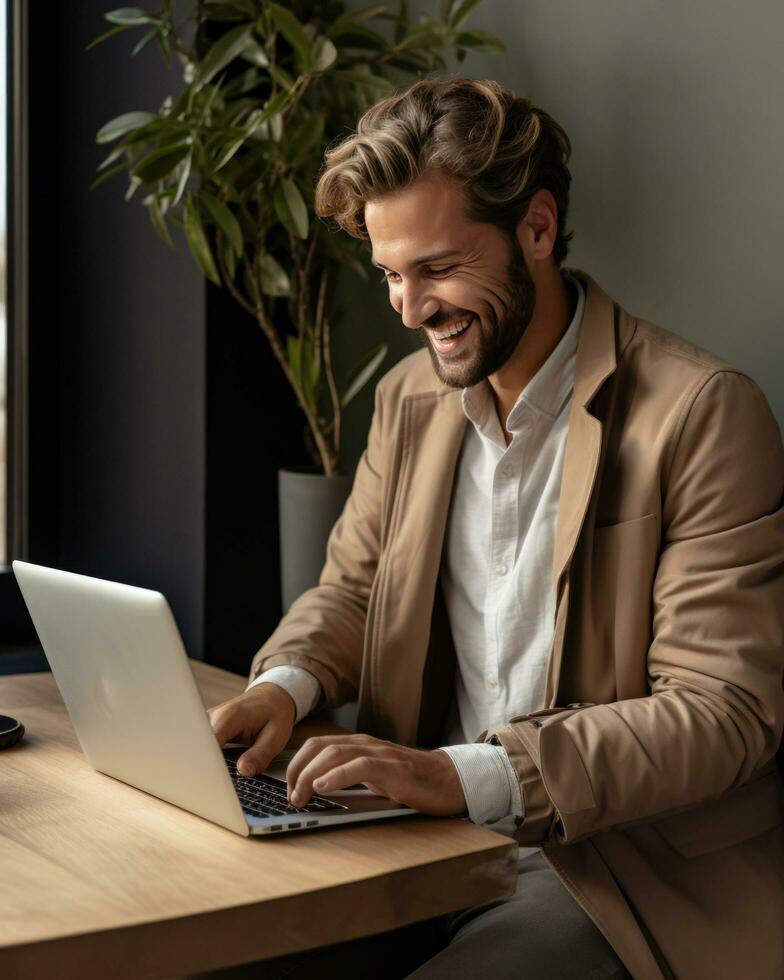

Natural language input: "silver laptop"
[12,560,416,836]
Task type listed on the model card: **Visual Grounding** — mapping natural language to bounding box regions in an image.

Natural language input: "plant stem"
[248,252,338,475]
[313,265,328,375]
[323,315,341,460]
[217,239,255,318]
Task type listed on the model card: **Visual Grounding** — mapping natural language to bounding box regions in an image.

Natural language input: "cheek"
[451,275,505,322]
[478,272,514,322]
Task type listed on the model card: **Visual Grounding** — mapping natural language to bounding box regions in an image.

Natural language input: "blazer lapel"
[363,387,466,745]
[547,271,619,704]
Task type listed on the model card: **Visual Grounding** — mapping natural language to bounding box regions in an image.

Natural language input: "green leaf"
[194,23,254,90]
[306,339,320,393]
[145,195,173,247]
[269,64,294,90]
[199,191,243,255]
[449,0,482,28]
[302,337,321,405]
[222,66,262,98]
[454,29,505,52]
[312,36,337,72]
[223,243,238,280]
[341,344,388,408]
[328,24,386,49]
[85,23,134,51]
[330,4,387,34]
[273,177,308,240]
[240,39,269,67]
[383,49,432,73]
[269,3,313,71]
[125,176,142,200]
[259,253,290,296]
[331,68,393,92]
[132,142,190,183]
[131,27,157,56]
[171,151,192,207]
[400,26,448,50]
[157,28,173,62]
[286,112,325,166]
[287,336,320,405]
[119,116,171,145]
[220,142,268,187]
[256,89,291,125]
[184,192,221,285]
[395,0,409,43]
[96,110,157,144]
[89,161,127,191]
[97,142,127,171]
[287,334,301,382]
[105,7,155,26]
[213,135,247,172]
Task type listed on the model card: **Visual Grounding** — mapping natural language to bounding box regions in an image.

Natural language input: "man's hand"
[208,683,296,777]
[286,734,467,817]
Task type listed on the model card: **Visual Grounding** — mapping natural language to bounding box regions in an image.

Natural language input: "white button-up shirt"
[438,272,584,829]
[251,273,585,833]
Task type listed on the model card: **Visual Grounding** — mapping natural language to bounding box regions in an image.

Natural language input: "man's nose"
[397,285,439,330]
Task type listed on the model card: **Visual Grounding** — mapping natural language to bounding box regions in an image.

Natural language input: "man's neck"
[489,270,577,443]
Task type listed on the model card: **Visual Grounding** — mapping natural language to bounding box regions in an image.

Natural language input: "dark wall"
[7,2,376,676]
[203,284,310,676]
[53,2,206,656]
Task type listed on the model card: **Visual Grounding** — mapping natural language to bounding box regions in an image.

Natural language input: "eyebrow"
[370,249,462,271]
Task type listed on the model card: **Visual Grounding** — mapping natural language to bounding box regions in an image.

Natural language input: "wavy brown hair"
[315,77,574,265]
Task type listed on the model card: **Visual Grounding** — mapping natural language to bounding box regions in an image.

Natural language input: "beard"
[418,238,536,389]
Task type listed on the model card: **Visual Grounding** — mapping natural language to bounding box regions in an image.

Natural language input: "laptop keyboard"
[225,756,347,818]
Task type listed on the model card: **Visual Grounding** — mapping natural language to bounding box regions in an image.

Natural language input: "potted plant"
[90,0,503,607]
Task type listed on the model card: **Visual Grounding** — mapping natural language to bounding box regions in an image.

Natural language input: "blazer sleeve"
[493,369,784,846]
[247,382,386,709]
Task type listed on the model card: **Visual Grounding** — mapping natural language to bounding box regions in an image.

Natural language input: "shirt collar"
[461,272,585,438]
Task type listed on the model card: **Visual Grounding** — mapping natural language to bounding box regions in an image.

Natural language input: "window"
[0,3,6,564]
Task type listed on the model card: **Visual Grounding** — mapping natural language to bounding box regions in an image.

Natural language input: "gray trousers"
[192,851,632,980]
[406,850,632,980]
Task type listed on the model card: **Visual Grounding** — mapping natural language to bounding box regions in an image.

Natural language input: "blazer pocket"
[654,771,784,858]
[592,513,659,690]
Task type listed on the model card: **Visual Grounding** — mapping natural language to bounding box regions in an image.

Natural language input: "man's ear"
[516,188,558,262]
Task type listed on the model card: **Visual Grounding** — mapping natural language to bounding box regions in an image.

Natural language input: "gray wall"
[337,0,784,467]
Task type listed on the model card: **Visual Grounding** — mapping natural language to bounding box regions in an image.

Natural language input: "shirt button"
[495,563,509,576]
[486,674,498,688]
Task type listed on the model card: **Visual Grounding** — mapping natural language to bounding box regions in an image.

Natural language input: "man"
[209,78,784,979]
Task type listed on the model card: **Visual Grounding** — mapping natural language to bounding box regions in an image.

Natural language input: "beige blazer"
[252,270,784,980]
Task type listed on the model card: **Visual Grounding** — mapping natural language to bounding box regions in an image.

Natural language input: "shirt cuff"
[438,742,524,826]
[246,665,321,724]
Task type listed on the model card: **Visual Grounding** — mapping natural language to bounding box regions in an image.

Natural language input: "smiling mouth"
[428,317,475,354]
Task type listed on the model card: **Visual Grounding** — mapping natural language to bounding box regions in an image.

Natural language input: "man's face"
[364,170,536,389]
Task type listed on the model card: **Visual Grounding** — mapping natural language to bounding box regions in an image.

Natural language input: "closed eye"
[378,266,455,284]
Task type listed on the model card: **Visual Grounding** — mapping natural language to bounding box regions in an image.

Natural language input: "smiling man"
[209,79,784,979]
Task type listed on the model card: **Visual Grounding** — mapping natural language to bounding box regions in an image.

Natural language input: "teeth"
[433,317,471,341]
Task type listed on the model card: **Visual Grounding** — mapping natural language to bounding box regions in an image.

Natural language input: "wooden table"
[0,662,518,979]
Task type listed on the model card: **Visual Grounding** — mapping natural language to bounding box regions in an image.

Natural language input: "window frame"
[0,0,59,646]
[7,0,28,567]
